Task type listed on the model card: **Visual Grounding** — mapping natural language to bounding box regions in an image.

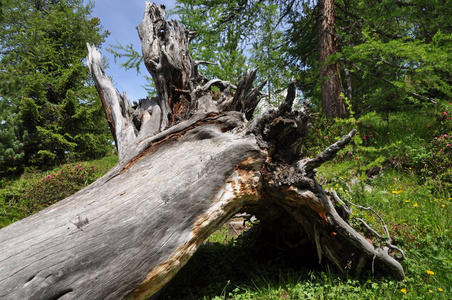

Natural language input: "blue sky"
[89,0,177,103]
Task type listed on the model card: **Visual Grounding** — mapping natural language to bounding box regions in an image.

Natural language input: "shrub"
[412,109,452,191]
[21,163,106,214]
[303,115,357,158]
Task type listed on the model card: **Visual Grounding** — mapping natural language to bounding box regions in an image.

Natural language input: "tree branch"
[86,43,136,161]
[277,77,296,115]
[349,61,437,103]
[298,129,357,176]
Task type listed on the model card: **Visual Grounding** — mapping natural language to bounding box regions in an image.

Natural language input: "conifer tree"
[285,0,452,114]
[0,0,111,174]
[172,0,452,116]
[174,0,292,105]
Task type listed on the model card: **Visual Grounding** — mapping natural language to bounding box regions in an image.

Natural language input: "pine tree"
[333,0,452,113]
[0,0,111,174]
[173,0,249,84]
[0,99,24,175]
[173,0,292,105]
[285,0,452,114]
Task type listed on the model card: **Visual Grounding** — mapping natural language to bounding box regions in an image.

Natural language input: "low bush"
[21,163,105,214]
[0,156,117,228]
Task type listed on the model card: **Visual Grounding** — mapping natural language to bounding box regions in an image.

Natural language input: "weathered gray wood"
[0,2,405,299]
[0,115,263,299]
[86,43,136,161]
[137,2,198,130]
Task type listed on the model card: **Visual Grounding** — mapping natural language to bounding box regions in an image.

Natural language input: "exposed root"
[342,197,406,261]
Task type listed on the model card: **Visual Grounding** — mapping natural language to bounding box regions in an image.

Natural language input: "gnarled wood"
[86,44,136,161]
[0,113,264,300]
[0,2,404,299]
[137,3,197,130]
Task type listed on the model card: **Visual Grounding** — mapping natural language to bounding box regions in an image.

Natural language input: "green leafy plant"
[0,156,117,228]
[21,163,107,214]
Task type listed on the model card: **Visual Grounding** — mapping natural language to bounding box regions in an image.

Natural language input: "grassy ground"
[0,104,451,299]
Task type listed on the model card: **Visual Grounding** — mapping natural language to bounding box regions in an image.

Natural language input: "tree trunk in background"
[318,0,347,117]
[0,3,404,299]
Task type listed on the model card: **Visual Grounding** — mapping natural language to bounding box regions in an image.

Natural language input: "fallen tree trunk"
[0,3,405,299]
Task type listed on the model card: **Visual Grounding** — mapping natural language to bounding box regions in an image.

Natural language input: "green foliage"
[303,114,357,157]
[0,99,24,175]
[173,0,248,83]
[334,0,452,114]
[107,42,144,73]
[172,0,293,104]
[0,0,111,174]
[314,168,451,300]
[106,42,158,97]
[304,103,452,191]
[420,109,452,191]
[0,155,117,228]
[284,2,321,107]
[283,0,452,114]
[117,0,452,116]
[21,163,104,214]
[339,30,452,112]
[109,0,294,103]
[248,2,294,105]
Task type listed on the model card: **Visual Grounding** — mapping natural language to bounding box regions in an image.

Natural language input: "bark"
[340,60,353,103]
[0,2,404,299]
[318,0,347,117]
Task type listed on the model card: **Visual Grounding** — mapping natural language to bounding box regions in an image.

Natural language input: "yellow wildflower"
[441,204,446,208]
[427,270,435,275]
[438,288,443,292]
[413,203,419,207]
[405,199,411,203]
[400,288,407,293]
[428,290,433,293]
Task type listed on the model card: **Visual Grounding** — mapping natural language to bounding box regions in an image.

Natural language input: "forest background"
[0,0,451,299]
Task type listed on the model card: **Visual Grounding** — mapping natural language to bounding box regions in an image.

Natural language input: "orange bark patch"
[128,155,264,299]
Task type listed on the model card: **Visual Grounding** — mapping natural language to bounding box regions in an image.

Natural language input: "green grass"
[319,166,451,299]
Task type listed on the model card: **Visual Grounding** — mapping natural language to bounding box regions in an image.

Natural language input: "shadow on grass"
[153,237,324,300]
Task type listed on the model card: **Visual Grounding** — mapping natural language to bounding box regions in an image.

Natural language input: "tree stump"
[0,3,404,299]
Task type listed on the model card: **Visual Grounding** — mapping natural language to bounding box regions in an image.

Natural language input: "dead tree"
[0,3,404,299]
